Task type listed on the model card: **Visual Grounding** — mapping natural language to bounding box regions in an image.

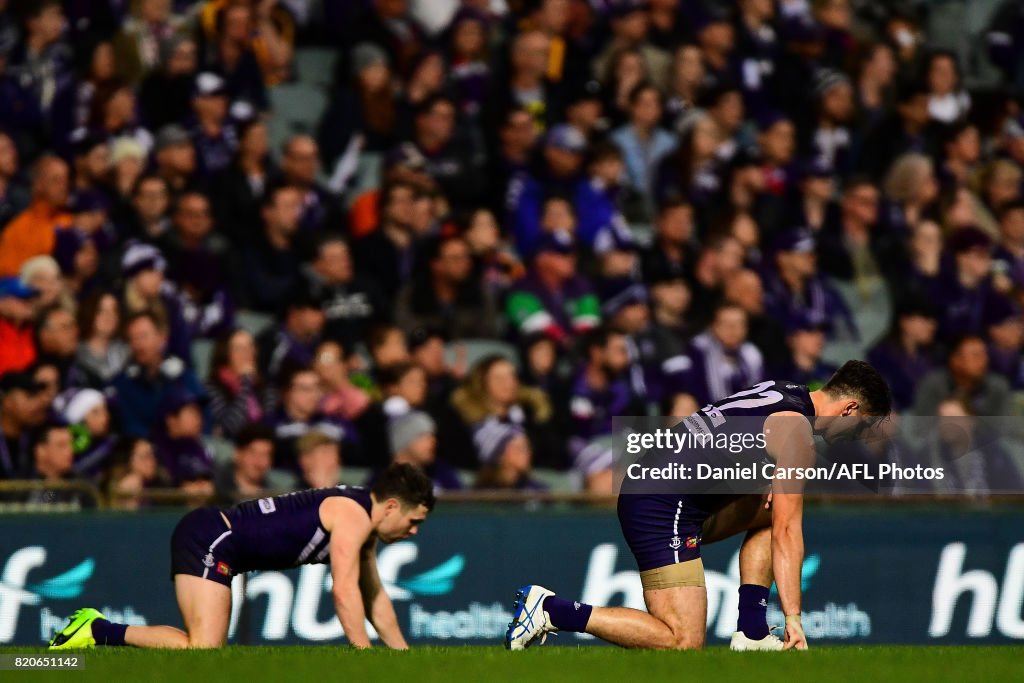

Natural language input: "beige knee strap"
[640,558,705,590]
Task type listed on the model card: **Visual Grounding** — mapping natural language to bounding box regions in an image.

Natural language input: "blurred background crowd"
[1,0,1024,508]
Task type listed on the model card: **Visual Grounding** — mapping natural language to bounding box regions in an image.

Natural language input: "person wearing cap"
[804,69,854,175]
[506,229,601,346]
[152,386,216,494]
[507,123,589,257]
[770,312,838,391]
[112,310,206,438]
[983,293,1024,389]
[933,226,999,342]
[160,191,235,340]
[0,370,49,477]
[0,277,40,375]
[567,326,645,458]
[376,410,461,493]
[611,83,677,220]
[472,417,546,491]
[120,241,192,362]
[394,233,499,339]
[593,217,642,287]
[866,297,940,412]
[190,71,238,178]
[237,184,305,314]
[762,227,856,339]
[153,124,198,194]
[0,155,72,278]
[56,387,115,480]
[255,286,325,385]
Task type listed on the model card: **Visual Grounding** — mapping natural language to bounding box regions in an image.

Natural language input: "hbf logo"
[0,547,94,643]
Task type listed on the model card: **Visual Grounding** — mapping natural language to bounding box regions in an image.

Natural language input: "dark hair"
[627,80,661,107]
[376,361,421,389]
[234,422,275,449]
[414,92,455,119]
[34,421,70,447]
[822,360,893,417]
[278,362,317,393]
[261,182,300,210]
[367,323,404,353]
[657,194,692,217]
[208,328,261,386]
[131,173,169,199]
[77,290,119,341]
[123,309,168,335]
[587,140,624,167]
[371,462,436,511]
[314,231,349,259]
[997,199,1024,222]
[583,326,622,355]
[378,180,417,215]
[841,174,876,195]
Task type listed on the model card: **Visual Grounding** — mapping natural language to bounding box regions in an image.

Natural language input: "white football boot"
[505,585,557,650]
[729,628,785,651]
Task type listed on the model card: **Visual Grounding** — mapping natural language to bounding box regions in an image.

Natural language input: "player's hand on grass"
[783,619,807,651]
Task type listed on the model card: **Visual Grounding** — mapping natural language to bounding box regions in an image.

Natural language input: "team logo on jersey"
[216,562,231,576]
[202,553,215,568]
[258,498,276,514]
[669,536,682,550]
[686,536,700,549]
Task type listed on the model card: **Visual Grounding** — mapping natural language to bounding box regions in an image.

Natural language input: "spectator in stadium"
[572,142,629,248]
[568,327,645,458]
[506,124,588,257]
[805,69,855,174]
[111,137,149,219]
[602,280,679,405]
[34,305,79,390]
[593,2,669,95]
[867,298,940,413]
[103,437,173,510]
[138,35,199,133]
[160,191,234,340]
[685,233,745,327]
[120,242,191,362]
[207,328,270,439]
[112,310,206,438]
[189,72,237,179]
[934,227,998,341]
[366,324,410,374]
[762,228,855,338]
[73,291,128,389]
[201,1,268,109]
[152,124,198,194]
[54,193,109,298]
[983,294,1024,389]
[663,44,704,124]
[255,288,325,384]
[518,333,570,416]
[611,82,677,219]
[914,335,1012,418]
[278,135,345,234]
[852,41,897,128]
[237,184,304,313]
[214,422,275,502]
[785,158,834,236]
[295,429,341,489]
[314,340,371,422]
[678,302,766,407]
[395,234,499,339]
[924,50,969,125]
[938,120,982,190]
[982,159,1022,215]
[394,49,445,137]
[483,29,560,137]
[0,131,28,230]
[858,82,934,181]
[352,181,420,301]
[771,313,837,391]
[0,278,39,375]
[19,255,70,311]
[266,365,350,473]
[300,234,386,349]
[32,361,61,414]
[112,0,188,85]
[506,230,600,347]
[57,387,114,481]
[733,0,779,113]
[484,106,539,217]
[122,174,172,242]
[0,155,71,277]
[446,8,491,121]
[703,83,745,165]
[383,410,461,492]
[25,421,91,507]
[653,109,722,218]
[994,201,1024,290]
[88,81,154,157]
[751,110,797,236]
[593,221,642,294]
[461,207,525,298]
[0,370,49,478]
[642,197,695,284]
[7,0,71,120]
[210,118,273,246]
[407,326,463,404]
[472,418,546,491]
[648,268,693,346]
[68,134,112,194]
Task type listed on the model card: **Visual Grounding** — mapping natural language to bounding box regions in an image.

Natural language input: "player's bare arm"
[359,542,409,649]
[322,495,375,648]
[764,411,814,650]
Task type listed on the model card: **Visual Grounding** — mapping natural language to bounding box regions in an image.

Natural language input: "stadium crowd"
[2,0,1024,508]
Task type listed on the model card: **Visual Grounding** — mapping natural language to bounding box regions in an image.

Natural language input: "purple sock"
[91,618,128,646]
[542,596,593,633]
[737,584,770,639]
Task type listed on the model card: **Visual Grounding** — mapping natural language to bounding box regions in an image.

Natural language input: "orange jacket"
[0,202,73,277]
[0,319,35,375]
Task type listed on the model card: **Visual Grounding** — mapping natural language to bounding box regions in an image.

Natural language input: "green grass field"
[2,645,1022,683]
